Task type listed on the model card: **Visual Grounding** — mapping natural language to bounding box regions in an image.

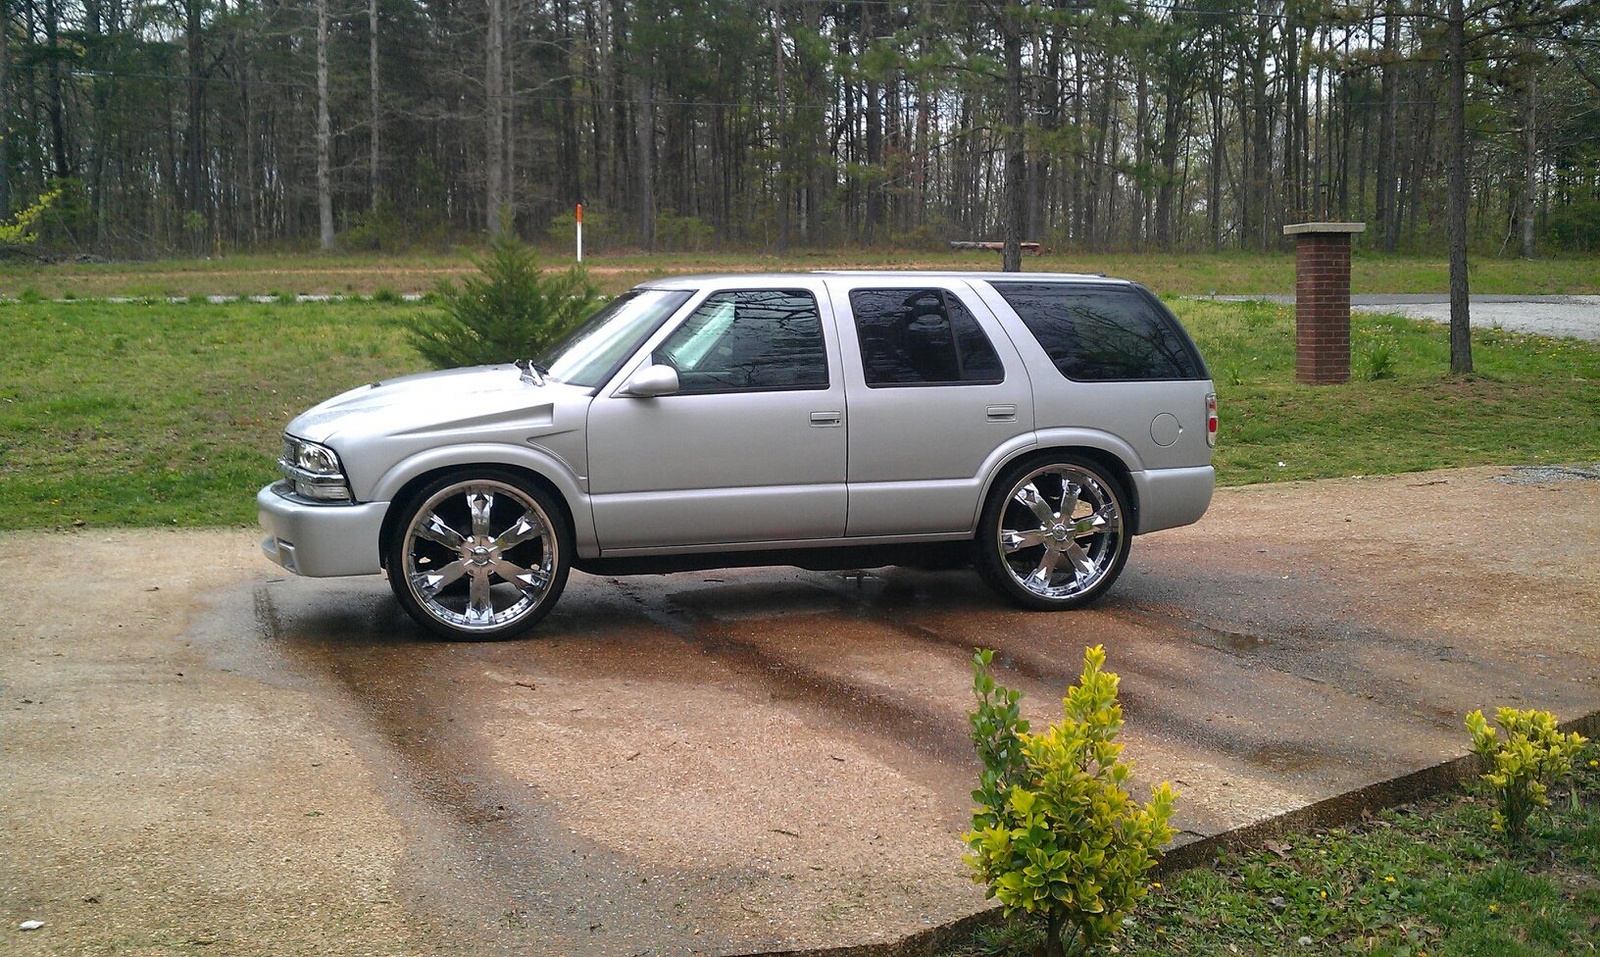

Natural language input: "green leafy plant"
[964,646,1176,957]
[1354,336,1397,380]
[0,187,63,249]
[1465,707,1589,843]
[409,237,600,369]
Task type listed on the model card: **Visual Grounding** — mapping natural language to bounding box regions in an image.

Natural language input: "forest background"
[2,0,1598,261]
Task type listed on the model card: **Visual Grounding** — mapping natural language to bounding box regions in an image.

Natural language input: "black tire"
[385,469,571,640]
[974,454,1131,611]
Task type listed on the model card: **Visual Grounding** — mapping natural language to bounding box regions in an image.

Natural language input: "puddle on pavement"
[1248,741,1331,774]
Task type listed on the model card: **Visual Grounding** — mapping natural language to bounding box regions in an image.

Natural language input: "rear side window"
[992,283,1206,381]
[849,288,1004,386]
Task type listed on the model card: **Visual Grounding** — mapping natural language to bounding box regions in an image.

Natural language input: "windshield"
[541,289,693,388]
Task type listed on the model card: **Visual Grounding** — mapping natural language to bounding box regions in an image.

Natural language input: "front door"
[586,287,848,550]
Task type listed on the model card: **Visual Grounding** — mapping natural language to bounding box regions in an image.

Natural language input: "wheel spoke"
[1014,482,1058,527]
[492,559,550,597]
[415,560,468,597]
[494,512,545,551]
[1063,541,1097,581]
[465,568,495,624]
[468,491,496,539]
[1000,527,1048,552]
[415,511,465,550]
[1023,547,1063,592]
[1070,503,1120,537]
[1057,479,1083,522]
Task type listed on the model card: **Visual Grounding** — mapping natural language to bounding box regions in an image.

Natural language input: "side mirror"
[620,364,680,398]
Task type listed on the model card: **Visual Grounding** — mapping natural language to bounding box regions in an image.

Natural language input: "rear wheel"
[385,470,571,640]
[975,455,1130,610]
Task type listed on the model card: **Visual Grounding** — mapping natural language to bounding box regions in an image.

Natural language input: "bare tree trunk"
[316,0,335,251]
[369,0,380,215]
[1377,0,1400,251]
[0,0,11,216]
[635,82,655,249]
[1208,84,1223,251]
[1446,0,1472,374]
[862,0,883,244]
[773,0,789,253]
[184,0,206,238]
[44,0,71,178]
[485,0,507,238]
[1132,37,1148,251]
[1000,0,1024,272]
[506,0,517,232]
[243,52,258,247]
[1249,2,1273,251]
[1521,51,1536,259]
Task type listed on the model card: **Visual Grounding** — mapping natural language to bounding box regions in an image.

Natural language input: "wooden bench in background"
[948,240,1043,255]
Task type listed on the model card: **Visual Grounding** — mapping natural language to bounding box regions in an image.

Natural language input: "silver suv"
[259,272,1217,640]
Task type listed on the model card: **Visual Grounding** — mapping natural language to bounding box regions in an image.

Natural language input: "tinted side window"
[849,288,1004,387]
[992,283,1205,381]
[653,290,828,393]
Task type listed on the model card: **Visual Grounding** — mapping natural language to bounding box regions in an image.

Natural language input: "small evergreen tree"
[964,646,1175,957]
[409,238,601,369]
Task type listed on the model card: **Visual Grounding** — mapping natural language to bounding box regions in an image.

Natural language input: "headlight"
[295,441,341,475]
[278,436,353,502]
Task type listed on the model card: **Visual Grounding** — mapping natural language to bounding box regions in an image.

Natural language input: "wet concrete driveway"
[4,466,1597,956]
[244,466,1600,955]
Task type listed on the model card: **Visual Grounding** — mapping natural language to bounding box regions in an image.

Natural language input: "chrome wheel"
[976,457,1130,610]
[387,472,569,640]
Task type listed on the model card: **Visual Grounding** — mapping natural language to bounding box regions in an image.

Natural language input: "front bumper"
[257,481,388,577]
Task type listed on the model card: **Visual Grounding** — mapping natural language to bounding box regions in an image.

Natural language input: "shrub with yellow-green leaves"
[0,187,62,248]
[964,646,1176,957]
[1465,706,1589,843]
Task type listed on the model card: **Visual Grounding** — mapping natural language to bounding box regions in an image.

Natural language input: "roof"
[637,270,1127,289]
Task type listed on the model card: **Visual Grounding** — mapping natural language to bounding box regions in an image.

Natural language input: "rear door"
[829,278,1035,537]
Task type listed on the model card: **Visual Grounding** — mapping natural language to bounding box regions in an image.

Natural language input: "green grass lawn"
[1,293,1597,529]
[0,298,420,528]
[1173,299,1600,485]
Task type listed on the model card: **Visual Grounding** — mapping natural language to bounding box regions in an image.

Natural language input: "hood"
[286,364,592,446]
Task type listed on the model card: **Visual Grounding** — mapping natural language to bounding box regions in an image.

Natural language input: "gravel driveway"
[3,466,1597,956]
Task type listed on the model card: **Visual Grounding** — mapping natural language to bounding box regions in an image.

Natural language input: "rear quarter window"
[991,283,1207,381]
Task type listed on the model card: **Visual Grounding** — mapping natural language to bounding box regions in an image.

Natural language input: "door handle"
[986,405,1018,422]
[810,411,843,427]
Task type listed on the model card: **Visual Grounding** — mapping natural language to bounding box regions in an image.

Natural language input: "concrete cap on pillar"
[1284,222,1367,236]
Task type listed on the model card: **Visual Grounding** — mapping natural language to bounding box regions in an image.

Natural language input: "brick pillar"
[1284,222,1366,385]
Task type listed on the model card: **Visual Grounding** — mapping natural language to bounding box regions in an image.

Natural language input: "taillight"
[1206,393,1218,448]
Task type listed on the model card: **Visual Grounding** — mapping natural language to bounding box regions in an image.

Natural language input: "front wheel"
[385,470,571,640]
[974,455,1131,610]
